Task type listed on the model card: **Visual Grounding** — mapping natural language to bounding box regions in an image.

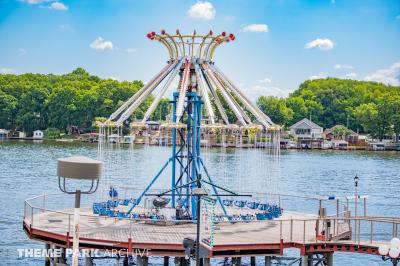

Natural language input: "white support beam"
[142,59,183,122]
[175,58,190,122]
[108,61,176,122]
[202,64,247,125]
[195,62,215,124]
[115,60,179,125]
[211,64,274,127]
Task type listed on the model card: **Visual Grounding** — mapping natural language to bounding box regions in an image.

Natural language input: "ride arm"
[202,64,247,125]
[211,64,274,127]
[141,59,183,122]
[200,65,230,125]
[115,60,179,125]
[107,62,175,122]
[195,61,215,124]
[175,58,190,122]
[211,67,252,124]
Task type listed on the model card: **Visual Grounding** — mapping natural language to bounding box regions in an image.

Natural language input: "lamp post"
[192,187,208,266]
[57,156,102,266]
[379,238,400,265]
[354,175,359,238]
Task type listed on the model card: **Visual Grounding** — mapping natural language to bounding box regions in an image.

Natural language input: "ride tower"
[100,30,278,220]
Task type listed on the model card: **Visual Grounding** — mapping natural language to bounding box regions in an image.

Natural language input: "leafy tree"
[353,103,378,136]
[257,96,293,126]
[0,68,147,134]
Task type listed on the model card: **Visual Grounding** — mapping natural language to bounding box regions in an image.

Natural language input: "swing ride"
[94,30,283,223]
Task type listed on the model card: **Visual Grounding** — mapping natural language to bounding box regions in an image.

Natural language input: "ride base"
[23,192,398,266]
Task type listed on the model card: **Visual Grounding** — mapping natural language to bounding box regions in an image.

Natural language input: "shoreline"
[1,138,399,153]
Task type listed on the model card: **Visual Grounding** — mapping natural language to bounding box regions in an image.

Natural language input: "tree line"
[257,78,400,140]
[0,68,168,135]
[1,69,399,140]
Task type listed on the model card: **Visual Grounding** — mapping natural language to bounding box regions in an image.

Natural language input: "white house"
[290,118,323,148]
[33,130,44,139]
[0,129,8,139]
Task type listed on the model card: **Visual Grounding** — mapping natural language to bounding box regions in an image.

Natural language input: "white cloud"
[309,72,327,80]
[109,76,120,81]
[90,37,113,50]
[305,38,334,50]
[364,62,400,86]
[50,1,68,10]
[344,72,357,79]
[243,24,269,33]
[187,1,216,20]
[247,85,289,100]
[126,48,136,54]
[0,68,15,74]
[259,78,271,84]
[20,0,48,4]
[334,64,354,70]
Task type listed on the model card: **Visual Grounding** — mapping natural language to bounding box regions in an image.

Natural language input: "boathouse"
[33,130,44,139]
[290,118,323,149]
[0,129,8,140]
[324,125,359,146]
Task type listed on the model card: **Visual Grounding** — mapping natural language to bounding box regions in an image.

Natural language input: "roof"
[324,125,358,136]
[290,118,322,130]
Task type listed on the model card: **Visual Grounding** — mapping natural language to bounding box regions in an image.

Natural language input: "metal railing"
[23,192,399,247]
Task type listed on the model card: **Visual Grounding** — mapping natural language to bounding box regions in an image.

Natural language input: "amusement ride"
[94,29,282,224]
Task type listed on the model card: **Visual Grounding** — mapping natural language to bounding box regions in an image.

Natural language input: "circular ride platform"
[23,192,397,261]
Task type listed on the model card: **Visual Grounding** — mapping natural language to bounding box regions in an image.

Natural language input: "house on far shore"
[324,125,359,147]
[0,129,8,140]
[33,130,44,139]
[290,118,324,149]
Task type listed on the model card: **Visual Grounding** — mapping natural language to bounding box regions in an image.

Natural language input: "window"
[295,128,311,135]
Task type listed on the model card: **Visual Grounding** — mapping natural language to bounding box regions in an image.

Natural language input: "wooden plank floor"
[28,208,349,246]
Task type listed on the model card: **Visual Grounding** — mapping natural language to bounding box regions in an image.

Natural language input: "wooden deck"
[24,207,375,258]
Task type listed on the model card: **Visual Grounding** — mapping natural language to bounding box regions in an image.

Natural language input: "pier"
[23,191,400,265]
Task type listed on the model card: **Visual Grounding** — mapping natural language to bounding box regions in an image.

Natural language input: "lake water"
[1,140,400,265]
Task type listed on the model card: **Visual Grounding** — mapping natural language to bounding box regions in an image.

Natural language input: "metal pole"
[364,197,366,217]
[196,195,201,266]
[72,190,81,266]
[171,94,177,208]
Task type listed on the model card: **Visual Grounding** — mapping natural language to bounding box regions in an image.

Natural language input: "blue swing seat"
[234,200,247,208]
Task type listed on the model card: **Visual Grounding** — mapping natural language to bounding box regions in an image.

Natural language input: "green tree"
[257,96,294,126]
[0,91,17,129]
[353,103,378,136]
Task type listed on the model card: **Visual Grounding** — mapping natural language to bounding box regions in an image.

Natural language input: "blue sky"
[0,0,399,100]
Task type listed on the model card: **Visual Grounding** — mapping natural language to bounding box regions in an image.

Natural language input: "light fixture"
[379,238,400,265]
[57,156,102,266]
